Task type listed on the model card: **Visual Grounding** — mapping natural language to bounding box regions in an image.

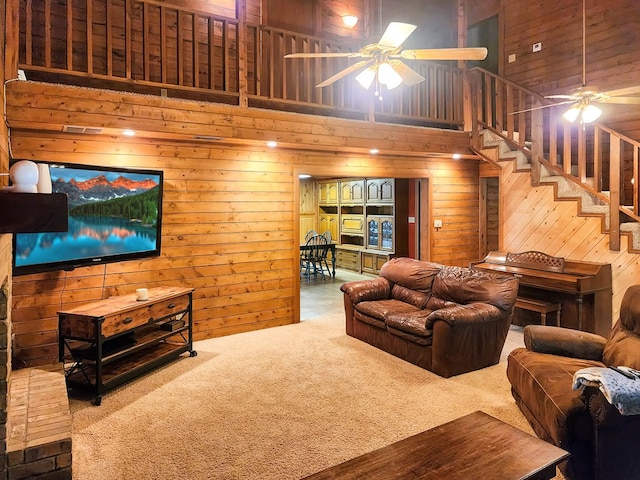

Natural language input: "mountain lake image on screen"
[13,162,164,275]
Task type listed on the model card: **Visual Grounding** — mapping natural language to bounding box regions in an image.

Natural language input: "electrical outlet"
[508,53,516,63]
[160,88,168,97]
[17,69,27,81]
[433,219,443,228]
[533,42,542,53]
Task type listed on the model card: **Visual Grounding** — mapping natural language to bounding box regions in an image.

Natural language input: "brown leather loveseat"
[341,257,519,377]
[507,284,640,480]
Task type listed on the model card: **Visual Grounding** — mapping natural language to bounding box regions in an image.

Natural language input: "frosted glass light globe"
[8,160,39,193]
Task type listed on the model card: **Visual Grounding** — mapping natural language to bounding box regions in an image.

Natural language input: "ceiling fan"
[515,0,640,123]
[284,22,487,97]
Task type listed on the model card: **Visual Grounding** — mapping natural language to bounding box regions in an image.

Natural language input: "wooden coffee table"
[302,411,569,480]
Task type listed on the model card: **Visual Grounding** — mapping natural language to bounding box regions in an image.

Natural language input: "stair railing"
[467,67,640,251]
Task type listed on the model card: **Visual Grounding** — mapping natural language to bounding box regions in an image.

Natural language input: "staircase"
[469,68,640,253]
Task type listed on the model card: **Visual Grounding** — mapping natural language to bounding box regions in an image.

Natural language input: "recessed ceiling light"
[267,141,278,148]
[299,174,311,179]
[452,153,462,159]
[369,148,379,154]
[123,130,136,137]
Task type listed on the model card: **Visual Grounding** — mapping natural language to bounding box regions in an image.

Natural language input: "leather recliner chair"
[507,284,640,480]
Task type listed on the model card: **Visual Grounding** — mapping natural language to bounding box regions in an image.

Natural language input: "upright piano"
[470,251,612,337]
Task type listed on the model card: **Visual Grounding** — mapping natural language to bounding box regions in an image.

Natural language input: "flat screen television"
[13,161,164,276]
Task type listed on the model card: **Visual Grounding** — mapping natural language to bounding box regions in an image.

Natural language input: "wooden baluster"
[495,76,503,132]
[610,134,622,251]
[563,122,572,175]
[160,6,166,84]
[177,10,184,86]
[531,101,543,186]
[87,0,93,74]
[594,126,602,192]
[517,90,525,147]
[125,0,131,80]
[106,0,112,76]
[44,0,51,67]
[505,83,514,138]
[24,0,33,66]
[192,14,199,88]
[66,0,73,70]
[484,70,496,127]
[548,109,558,166]
[143,2,149,82]
[577,124,586,183]
[633,145,640,215]
[207,18,214,90]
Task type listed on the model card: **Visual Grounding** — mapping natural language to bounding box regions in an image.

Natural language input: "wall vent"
[62,126,103,135]
[194,135,223,141]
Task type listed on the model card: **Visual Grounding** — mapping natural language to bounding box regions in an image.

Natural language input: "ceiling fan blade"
[602,85,640,97]
[388,60,425,86]
[285,52,359,59]
[602,96,640,105]
[398,47,488,61]
[378,22,417,48]
[545,94,579,100]
[510,100,576,115]
[316,59,373,88]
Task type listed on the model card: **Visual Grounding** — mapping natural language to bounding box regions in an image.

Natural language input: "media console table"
[58,286,196,405]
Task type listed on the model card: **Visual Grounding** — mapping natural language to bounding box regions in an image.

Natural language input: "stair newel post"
[609,135,622,251]
[466,70,480,149]
[530,100,544,187]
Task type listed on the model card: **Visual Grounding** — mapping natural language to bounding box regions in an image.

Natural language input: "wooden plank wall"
[6,82,479,367]
[1,0,13,473]
[299,178,316,243]
[466,0,640,140]
[264,0,366,40]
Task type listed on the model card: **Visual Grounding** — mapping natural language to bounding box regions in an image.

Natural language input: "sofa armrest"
[524,325,607,361]
[428,303,509,378]
[340,277,391,304]
[425,302,502,328]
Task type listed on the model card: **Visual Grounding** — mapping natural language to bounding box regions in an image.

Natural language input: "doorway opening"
[298,175,430,321]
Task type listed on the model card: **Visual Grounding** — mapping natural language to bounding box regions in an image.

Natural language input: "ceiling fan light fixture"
[562,105,581,123]
[355,67,376,89]
[378,63,403,90]
[582,104,602,123]
[342,15,358,28]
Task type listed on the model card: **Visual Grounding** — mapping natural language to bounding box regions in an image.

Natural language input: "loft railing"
[17,0,240,102]
[15,0,464,128]
[245,25,464,126]
[468,67,640,251]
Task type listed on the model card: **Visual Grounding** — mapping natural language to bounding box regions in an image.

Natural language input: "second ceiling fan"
[515,0,640,123]
[285,22,487,94]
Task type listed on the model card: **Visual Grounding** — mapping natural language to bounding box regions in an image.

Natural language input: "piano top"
[471,251,611,294]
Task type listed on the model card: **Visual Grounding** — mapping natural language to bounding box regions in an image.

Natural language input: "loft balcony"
[13,0,465,129]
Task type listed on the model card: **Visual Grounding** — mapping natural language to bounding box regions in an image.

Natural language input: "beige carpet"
[69,314,559,480]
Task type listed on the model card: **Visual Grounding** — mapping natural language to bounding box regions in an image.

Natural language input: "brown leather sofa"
[340,257,519,377]
[507,284,640,480]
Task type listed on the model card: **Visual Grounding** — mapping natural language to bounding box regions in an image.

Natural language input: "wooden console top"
[57,286,194,318]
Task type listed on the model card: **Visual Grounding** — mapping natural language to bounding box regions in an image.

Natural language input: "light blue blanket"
[573,366,640,416]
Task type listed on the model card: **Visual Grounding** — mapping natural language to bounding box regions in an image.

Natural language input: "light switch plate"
[533,42,542,52]
[433,219,443,228]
